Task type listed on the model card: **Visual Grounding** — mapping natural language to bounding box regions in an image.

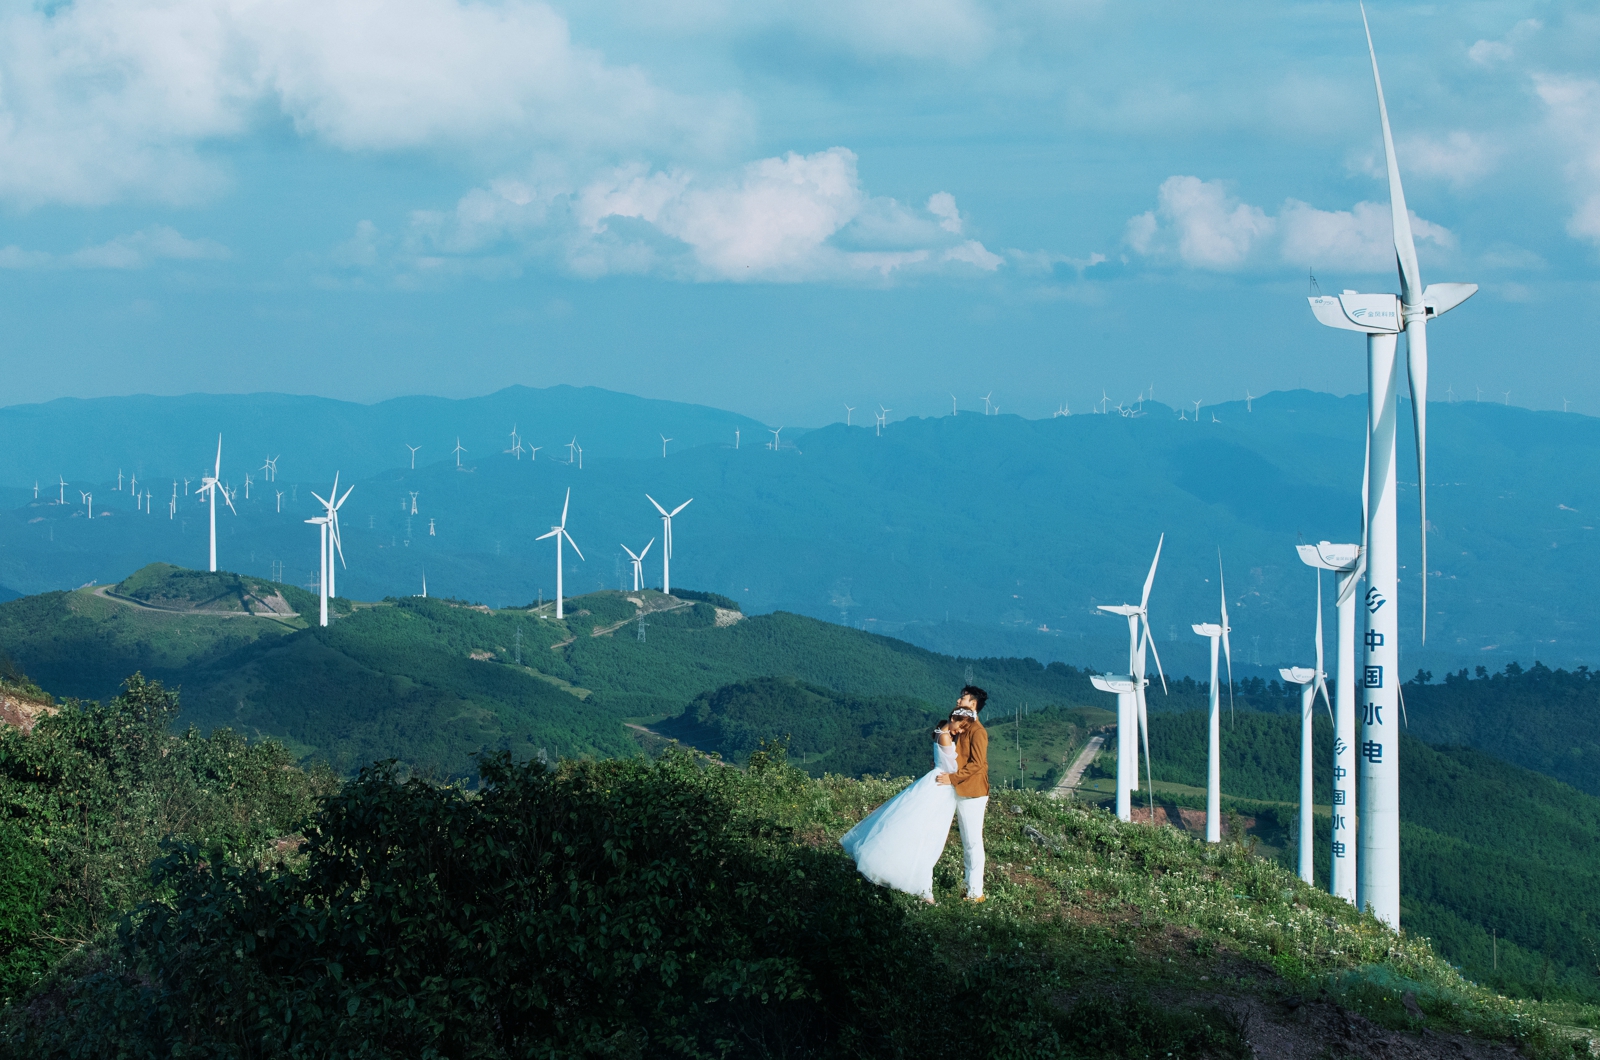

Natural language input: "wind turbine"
[768,427,782,450]
[453,438,466,468]
[660,434,672,458]
[197,435,236,572]
[876,406,891,436]
[80,491,93,518]
[1191,554,1233,843]
[529,446,541,461]
[406,445,420,469]
[537,489,583,619]
[1095,535,1167,823]
[1303,7,1476,928]
[981,392,993,415]
[1298,540,1362,904]
[844,404,855,426]
[1245,390,1254,412]
[57,475,66,505]
[622,539,655,592]
[310,475,353,601]
[646,495,692,594]
[305,513,331,627]
[1280,572,1332,887]
[275,490,283,513]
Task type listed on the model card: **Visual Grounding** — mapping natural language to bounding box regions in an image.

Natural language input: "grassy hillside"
[1148,710,1600,1003]
[0,566,1120,777]
[5,741,1594,1057]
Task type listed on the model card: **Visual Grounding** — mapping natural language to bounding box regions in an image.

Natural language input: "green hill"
[0,564,1114,778]
[3,706,1594,1057]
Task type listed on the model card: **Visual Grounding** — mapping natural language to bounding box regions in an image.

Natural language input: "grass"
[736,747,1600,1056]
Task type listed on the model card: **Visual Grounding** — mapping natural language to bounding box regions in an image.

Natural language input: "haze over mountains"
[2,384,1596,678]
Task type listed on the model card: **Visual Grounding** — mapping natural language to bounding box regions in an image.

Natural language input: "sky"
[0,0,1596,425]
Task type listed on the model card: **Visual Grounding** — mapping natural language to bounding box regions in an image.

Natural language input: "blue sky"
[0,0,1594,424]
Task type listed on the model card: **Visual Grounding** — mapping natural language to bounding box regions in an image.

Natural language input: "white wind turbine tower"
[622,539,655,592]
[453,438,466,468]
[660,434,672,458]
[197,435,236,572]
[876,406,891,436]
[57,475,66,505]
[844,405,855,426]
[536,488,583,619]
[1279,573,1331,887]
[311,475,353,601]
[1298,540,1362,904]
[406,445,420,469]
[1094,535,1168,822]
[1190,555,1233,843]
[1303,7,1476,929]
[981,392,993,415]
[305,512,332,626]
[768,427,782,450]
[646,494,692,594]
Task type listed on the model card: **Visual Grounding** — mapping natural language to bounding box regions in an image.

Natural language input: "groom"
[936,685,989,903]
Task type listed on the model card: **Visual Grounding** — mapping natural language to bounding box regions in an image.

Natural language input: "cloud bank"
[1126,176,1453,273]
[352,148,1003,283]
[0,0,737,207]
[0,227,229,270]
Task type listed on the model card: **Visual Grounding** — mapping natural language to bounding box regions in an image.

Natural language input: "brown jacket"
[951,720,989,798]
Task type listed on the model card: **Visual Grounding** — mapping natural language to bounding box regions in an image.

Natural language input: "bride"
[839,714,963,902]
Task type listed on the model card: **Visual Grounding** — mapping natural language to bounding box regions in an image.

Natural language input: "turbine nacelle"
[1279,666,1319,686]
[1089,674,1139,694]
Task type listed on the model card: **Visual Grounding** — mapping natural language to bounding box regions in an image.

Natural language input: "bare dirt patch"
[0,691,56,734]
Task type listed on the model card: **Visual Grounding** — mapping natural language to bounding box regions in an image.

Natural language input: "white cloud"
[927,192,963,233]
[0,0,737,207]
[370,147,1003,283]
[1468,19,1542,67]
[1534,74,1600,247]
[0,226,229,269]
[1125,176,1273,269]
[1127,176,1453,273]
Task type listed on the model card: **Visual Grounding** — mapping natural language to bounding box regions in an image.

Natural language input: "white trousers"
[955,795,988,897]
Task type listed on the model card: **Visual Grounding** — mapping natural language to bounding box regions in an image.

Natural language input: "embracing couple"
[840,685,990,904]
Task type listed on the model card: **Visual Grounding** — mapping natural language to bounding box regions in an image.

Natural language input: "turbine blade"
[563,528,585,561]
[672,498,694,517]
[536,528,559,541]
[336,484,354,509]
[1219,551,1234,723]
[1140,533,1165,611]
[646,494,669,517]
[223,490,238,516]
[561,487,571,527]
[1341,415,1373,607]
[641,538,654,558]
[1409,318,1429,642]
[333,524,347,569]
[1362,4,1422,304]
[214,435,222,477]
[1143,619,1168,695]
[622,545,640,562]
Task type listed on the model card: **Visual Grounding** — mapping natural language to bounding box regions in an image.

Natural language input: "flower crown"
[951,708,978,721]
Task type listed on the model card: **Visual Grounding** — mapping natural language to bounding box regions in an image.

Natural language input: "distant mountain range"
[1,385,1596,677]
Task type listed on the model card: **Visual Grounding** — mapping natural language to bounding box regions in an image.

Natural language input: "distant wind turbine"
[406,445,420,469]
[197,435,236,572]
[950,394,958,416]
[844,405,855,426]
[1298,539,1363,905]
[453,438,466,468]
[57,475,66,505]
[646,494,693,594]
[768,427,782,450]
[310,474,353,601]
[529,446,541,461]
[536,488,583,619]
[1280,571,1331,886]
[305,513,332,627]
[660,434,672,458]
[981,392,993,415]
[1245,390,1254,412]
[1191,553,1233,843]
[1095,535,1167,822]
[622,539,655,592]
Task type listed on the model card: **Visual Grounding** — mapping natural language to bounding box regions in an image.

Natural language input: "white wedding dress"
[839,738,958,900]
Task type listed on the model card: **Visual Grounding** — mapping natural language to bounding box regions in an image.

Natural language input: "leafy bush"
[0,674,332,1003]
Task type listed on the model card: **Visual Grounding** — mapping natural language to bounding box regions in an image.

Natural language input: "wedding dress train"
[839,738,957,900]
